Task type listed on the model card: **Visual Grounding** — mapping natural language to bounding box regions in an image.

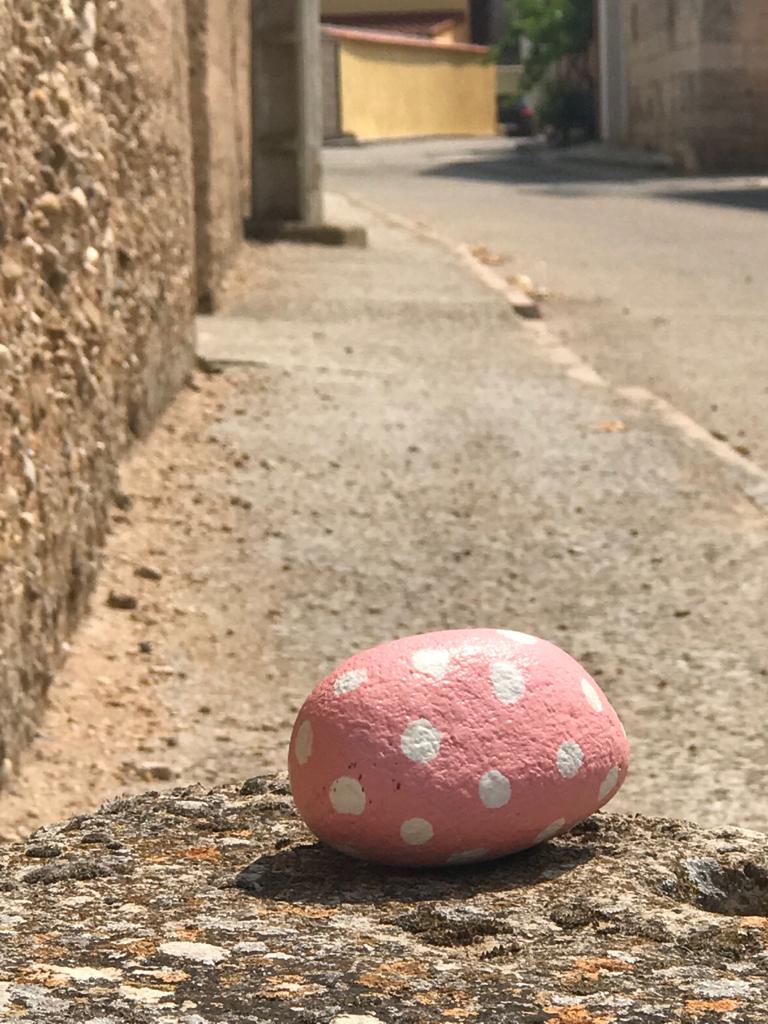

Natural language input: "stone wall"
[185,0,252,311]
[625,0,768,171]
[0,1,195,783]
[740,0,768,170]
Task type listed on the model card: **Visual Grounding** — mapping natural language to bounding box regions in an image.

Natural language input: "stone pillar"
[597,0,628,144]
[248,0,324,232]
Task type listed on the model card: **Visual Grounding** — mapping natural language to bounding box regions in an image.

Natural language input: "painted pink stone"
[288,628,630,867]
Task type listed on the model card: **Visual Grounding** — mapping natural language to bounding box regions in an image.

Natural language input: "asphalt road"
[327,137,768,472]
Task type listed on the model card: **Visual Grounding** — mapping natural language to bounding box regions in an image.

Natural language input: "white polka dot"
[497,629,538,645]
[447,848,489,865]
[294,720,313,766]
[599,766,620,801]
[411,648,451,680]
[535,818,566,843]
[400,818,434,846]
[400,719,442,763]
[329,777,366,815]
[580,678,603,713]
[478,770,511,809]
[556,740,584,778]
[490,661,526,704]
[333,669,367,696]
[458,644,482,656]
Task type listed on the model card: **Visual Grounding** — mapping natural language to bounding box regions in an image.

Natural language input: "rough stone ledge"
[0,776,766,1023]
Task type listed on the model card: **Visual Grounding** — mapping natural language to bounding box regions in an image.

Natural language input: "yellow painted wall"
[323,0,469,18]
[338,39,497,140]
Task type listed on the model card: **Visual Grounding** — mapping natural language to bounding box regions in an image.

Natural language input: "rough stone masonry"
[0,777,766,1022]
[0,1,194,778]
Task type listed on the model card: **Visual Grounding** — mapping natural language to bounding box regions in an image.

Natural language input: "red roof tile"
[321,10,465,38]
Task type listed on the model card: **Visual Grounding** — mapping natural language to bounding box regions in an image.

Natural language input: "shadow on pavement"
[418,144,768,214]
[654,187,768,213]
[419,143,655,187]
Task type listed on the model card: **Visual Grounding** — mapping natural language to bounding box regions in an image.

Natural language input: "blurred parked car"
[497,94,535,137]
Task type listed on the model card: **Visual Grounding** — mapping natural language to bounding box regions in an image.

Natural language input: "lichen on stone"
[0,775,765,1022]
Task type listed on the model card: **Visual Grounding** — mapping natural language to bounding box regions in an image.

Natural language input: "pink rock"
[288,629,630,867]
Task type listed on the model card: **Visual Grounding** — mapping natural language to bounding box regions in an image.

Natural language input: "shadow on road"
[654,187,768,213]
[418,144,768,213]
[419,144,654,187]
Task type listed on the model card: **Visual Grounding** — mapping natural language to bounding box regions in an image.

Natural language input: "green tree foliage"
[508,0,594,89]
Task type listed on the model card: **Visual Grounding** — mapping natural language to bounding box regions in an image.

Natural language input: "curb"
[338,190,768,517]
[333,197,540,318]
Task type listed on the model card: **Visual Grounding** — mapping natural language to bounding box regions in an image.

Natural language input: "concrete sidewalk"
[197,193,767,832]
[2,193,765,840]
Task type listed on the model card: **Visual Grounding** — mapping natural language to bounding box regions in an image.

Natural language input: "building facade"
[320,0,501,140]
[323,25,497,139]
[597,0,768,172]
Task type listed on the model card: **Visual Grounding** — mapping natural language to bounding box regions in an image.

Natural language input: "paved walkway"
[198,195,768,831]
[1,195,766,839]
